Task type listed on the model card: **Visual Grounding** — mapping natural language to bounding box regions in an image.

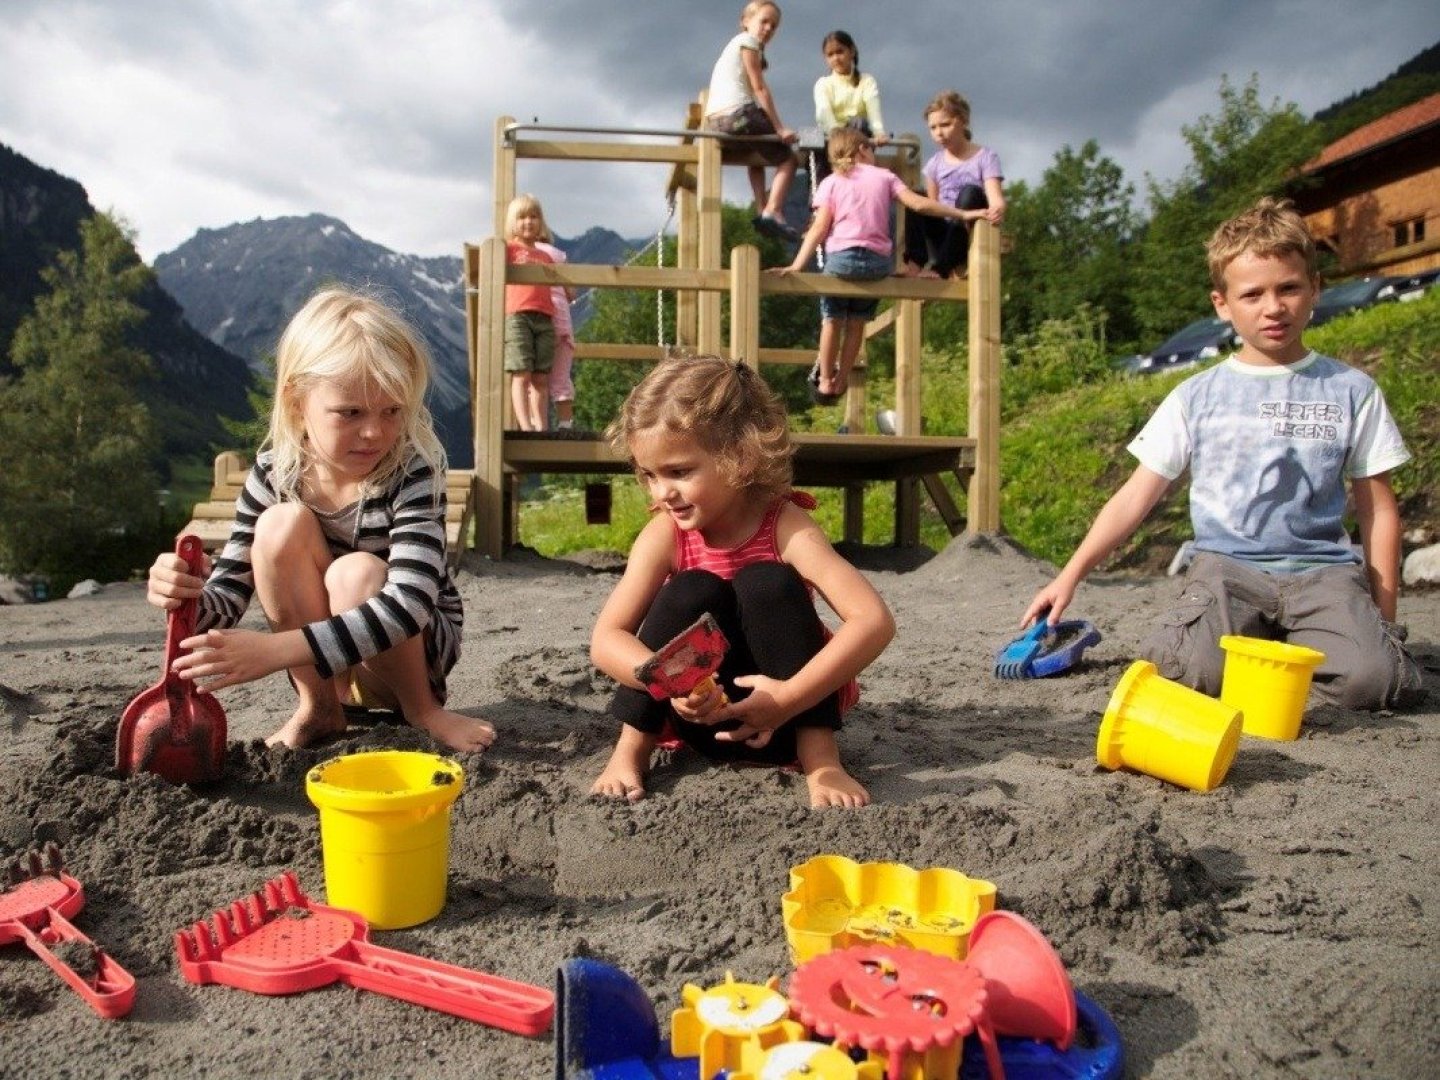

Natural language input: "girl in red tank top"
[590,354,895,809]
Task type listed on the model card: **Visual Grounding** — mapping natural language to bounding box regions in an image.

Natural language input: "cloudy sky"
[4,1,1438,263]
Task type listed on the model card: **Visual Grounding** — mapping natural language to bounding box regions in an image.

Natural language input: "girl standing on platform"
[703,1,801,241]
[810,29,887,185]
[774,128,972,405]
[504,194,556,431]
[590,354,895,808]
[144,287,494,753]
[903,90,1005,279]
[535,226,578,430]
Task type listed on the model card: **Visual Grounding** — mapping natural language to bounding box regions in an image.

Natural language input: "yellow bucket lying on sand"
[1220,635,1326,741]
[305,750,464,929]
[1097,661,1242,792]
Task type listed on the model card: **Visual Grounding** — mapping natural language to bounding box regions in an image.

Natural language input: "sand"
[0,535,1436,1078]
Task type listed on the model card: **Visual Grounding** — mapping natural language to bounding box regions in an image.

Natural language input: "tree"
[1131,76,1323,341]
[0,213,163,591]
[1003,141,1141,350]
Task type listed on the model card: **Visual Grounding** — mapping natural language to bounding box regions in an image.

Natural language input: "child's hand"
[147,549,211,610]
[711,674,793,749]
[670,679,727,723]
[766,265,799,276]
[1021,581,1073,628]
[779,127,797,144]
[173,628,288,692]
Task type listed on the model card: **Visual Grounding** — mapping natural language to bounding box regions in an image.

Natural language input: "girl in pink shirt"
[775,128,970,404]
[590,354,895,808]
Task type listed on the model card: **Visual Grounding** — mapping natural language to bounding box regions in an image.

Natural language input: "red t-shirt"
[505,241,555,316]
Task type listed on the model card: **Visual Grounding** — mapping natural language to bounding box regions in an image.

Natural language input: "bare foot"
[898,260,922,278]
[265,702,347,749]
[412,707,496,752]
[805,764,870,808]
[917,267,941,279]
[591,727,655,802]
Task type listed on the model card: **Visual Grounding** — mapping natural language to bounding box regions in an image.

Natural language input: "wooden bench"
[184,451,476,569]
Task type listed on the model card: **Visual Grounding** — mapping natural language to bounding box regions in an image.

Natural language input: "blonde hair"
[740,1,780,67]
[504,193,550,242]
[266,286,445,503]
[826,127,870,176]
[925,90,972,140]
[1206,197,1318,291]
[608,352,793,504]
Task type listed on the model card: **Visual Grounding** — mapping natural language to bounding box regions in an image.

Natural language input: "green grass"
[517,289,1439,566]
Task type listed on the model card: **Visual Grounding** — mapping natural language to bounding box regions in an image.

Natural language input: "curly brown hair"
[607,352,794,503]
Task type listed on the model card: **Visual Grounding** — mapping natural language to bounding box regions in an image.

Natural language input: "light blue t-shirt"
[1128,353,1411,569]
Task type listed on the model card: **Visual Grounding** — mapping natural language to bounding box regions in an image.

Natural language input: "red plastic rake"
[0,844,137,1018]
[174,872,553,1036]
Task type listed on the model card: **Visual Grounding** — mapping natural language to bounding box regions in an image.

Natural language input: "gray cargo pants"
[1140,551,1424,710]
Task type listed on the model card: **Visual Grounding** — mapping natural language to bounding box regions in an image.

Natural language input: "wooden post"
[475,237,509,560]
[493,115,516,235]
[677,183,698,348]
[843,484,865,543]
[493,115,518,434]
[729,244,761,367]
[696,133,723,353]
[894,299,923,435]
[968,220,1001,533]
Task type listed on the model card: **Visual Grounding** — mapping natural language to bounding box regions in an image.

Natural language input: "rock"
[66,579,103,599]
[1402,543,1440,587]
[1404,527,1434,547]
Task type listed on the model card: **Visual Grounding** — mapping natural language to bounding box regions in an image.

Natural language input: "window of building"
[1393,217,1426,247]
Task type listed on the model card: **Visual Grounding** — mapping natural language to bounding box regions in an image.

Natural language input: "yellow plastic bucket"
[1219,635,1325,741]
[305,750,464,929]
[1096,660,1242,792]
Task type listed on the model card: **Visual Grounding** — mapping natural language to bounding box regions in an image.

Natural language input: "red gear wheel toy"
[788,944,1005,1080]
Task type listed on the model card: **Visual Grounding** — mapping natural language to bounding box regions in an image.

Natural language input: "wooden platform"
[498,432,974,548]
[183,451,476,569]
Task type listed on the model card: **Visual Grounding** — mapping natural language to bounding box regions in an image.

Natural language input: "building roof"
[1305,92,1440,172]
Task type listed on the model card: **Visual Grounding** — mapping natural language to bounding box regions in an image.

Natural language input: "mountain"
[0,143,255,468]
[155,215,645,468]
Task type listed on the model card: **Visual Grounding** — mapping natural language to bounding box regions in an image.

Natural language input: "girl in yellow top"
[812,30,887,145]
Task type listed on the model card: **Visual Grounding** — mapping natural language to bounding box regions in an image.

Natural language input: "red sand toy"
[635,613,729,702]
[117,534,227,784]
[0,844,136,1018]
[174,871,554,1036]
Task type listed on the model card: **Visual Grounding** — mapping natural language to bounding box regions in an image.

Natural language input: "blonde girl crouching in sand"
[589,354,895,808]
[144,286,494,753]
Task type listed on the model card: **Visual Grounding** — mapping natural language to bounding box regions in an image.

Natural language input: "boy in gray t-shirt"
[1022,198,1421,709]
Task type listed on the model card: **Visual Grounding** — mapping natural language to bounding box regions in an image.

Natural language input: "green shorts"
[504,311,556,373]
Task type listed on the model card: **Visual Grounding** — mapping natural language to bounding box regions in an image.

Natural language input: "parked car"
[1131,316,1238,376]
[1309,275,1398,327]
[1390,266,1440,303]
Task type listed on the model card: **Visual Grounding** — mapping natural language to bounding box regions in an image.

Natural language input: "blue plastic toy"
[995,618,1102,679]
[960,991,1124,1079]
[555,958,1123,1080]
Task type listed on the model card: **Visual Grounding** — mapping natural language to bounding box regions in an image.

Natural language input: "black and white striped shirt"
[196,451,463,680]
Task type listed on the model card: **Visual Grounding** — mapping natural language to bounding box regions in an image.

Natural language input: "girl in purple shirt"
[903,90,1005,279]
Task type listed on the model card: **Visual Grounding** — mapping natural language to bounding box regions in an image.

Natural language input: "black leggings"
[611,565,842,764]
[903,182,988,276]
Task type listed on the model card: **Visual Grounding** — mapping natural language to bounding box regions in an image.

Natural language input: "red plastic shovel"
[175,872,554,1036]
[0,844,137,1018]
[116,534,227,784]
[634,613,730,702]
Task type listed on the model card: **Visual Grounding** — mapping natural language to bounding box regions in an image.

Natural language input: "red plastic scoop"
[174,872,554,1036]
[116,534,227,784]
[0,844,137,1018]
[634,613,729,701]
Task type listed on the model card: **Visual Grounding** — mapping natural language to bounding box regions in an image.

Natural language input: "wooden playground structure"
[462,108,1002,560]
[187,108,1002,562]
